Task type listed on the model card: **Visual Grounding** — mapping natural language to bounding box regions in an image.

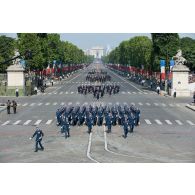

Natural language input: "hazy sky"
[1,33,195,50]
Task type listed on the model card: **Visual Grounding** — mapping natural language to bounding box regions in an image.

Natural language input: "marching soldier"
[61,117,70,138]
[30,126,44,152]
[105,113,112,133]
[86,114,93,134]
[122,117,129,138]
[56,109,61,126]
[97,108,103,126]
[134,108,141,126]
[127,113,135,133]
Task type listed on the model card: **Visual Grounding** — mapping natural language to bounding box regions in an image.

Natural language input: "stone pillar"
[6,64,25,96]
[171,64,190,97]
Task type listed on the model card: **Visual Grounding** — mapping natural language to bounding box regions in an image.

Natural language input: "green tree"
[118,40,130,65]
[180,37,195,71]
[108,47,120,64]
[128,36,152,69]
[107,36,152,70]
[17,33,44,71]
[0,35,15,72]
[151,33,180,71]
[47,33,61,65]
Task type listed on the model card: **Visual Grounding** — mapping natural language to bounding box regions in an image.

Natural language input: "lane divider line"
[87,132,99,163]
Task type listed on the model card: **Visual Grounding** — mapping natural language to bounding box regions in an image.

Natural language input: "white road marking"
[175,120,183,125]
[71,92,74,94]
[34,120,42,126]
[110,70,143,92]
[128,92,131,94]
[22,103,28,106]
[48,93,51,95]
[144,119,152,125]
[130,102,135,106]
[60,102,65,105]
[165,120,172,125]
[59,92,63,94]
[103,126,149,159]
[53,92,57,95]
[143,92,148,94]
[154,103,159,106]
[161,103,166,107]
[132,92,136,94]
[169,104,174,107]
[30,103,35,106]
[138,102,143,106]
[155,119,162,125]
[146,103,151,106]
[138,92,143,94]
[87,133,99,163]
[2,121,10,126]
[176,104,181,107]
[68,102,72,105]
[53,102,58,105]
[23,120,32,125]
[186,120,195,125]
[65,92,68,94]
[13,120,21,125]
[46,120,53,125]
[45,102,50,105]
[38,103,43,106]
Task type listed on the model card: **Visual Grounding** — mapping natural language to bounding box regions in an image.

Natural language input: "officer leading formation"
[56,104,141,139]
[30,126,44,152]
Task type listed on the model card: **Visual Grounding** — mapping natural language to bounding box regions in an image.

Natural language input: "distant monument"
[6,50,25,96]
[171,49,190,97]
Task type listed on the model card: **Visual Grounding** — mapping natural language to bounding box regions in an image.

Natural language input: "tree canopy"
[107,33,195,72]
[180,37,195,71]
[0,35,15,72]
[0,33,92,73]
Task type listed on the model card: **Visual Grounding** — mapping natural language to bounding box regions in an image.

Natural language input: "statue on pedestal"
[172,49,187,65]
[12,50,21,65]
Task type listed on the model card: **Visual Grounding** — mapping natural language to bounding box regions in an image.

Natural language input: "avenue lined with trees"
[103,33,195,72]
[0,33,94,73]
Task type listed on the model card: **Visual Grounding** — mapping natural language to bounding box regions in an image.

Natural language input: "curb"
[186,104,195,111]
[0,106,6,113]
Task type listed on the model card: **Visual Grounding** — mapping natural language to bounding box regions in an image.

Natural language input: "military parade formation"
[78,69,120,99]
[86,69,111,82]
[21,66,141,152]
[56,104,141,139]
[77,84,120,99]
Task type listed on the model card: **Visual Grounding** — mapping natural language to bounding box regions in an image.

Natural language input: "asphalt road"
[0,63,195,162]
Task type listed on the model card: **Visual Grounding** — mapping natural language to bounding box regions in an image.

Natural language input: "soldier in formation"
[78,84,120,99]
[55,104,141,138]
[86,70,111,83]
